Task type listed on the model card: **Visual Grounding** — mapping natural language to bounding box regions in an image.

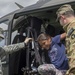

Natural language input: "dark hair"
[37,33,50,42]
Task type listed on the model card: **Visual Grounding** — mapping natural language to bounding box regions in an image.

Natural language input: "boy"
[37,33,69,75]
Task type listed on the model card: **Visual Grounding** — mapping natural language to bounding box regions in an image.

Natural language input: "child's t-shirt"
[48,35,69,70]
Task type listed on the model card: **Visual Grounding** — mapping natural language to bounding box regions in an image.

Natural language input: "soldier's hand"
[24,37,33,44]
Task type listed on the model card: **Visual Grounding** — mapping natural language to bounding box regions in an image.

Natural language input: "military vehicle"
[0,0,75,75]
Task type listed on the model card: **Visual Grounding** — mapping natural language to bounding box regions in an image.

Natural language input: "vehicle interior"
[12,8,63,35]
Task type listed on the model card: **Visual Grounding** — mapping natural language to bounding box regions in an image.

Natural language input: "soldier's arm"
[69,27,75,51]
[1,42,25,53]
[0,38,32,57]
[60,33,66,40]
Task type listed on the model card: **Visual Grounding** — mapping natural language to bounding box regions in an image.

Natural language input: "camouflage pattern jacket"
[0,42,25,75]
[63,19,75,74]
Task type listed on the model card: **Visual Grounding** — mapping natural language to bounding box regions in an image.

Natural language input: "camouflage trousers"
[66,66,75,75]
[66,58,75,75]
[38,64,66,75]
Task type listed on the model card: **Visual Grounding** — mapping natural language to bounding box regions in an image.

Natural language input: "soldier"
[56,4,75,75]
[0,29,32,75]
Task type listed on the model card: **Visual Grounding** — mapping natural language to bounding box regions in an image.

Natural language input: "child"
[37,33,69,75]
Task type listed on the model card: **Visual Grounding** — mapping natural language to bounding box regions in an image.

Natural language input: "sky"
[0,0,39,30]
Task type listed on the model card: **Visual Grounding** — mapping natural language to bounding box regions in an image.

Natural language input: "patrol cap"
[56,4,74,21]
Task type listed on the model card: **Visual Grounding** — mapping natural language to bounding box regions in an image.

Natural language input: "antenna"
[15,2,24,8]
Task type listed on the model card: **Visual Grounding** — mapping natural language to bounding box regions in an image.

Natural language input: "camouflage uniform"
[63,19,75,75]
[56,4,75,75]
[0,42,25,75]
[38,64,66,75]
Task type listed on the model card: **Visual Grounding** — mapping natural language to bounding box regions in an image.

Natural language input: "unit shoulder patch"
[71,34,75,39]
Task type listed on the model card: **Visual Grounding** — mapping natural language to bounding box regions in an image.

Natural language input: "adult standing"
[56,4,75,75]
